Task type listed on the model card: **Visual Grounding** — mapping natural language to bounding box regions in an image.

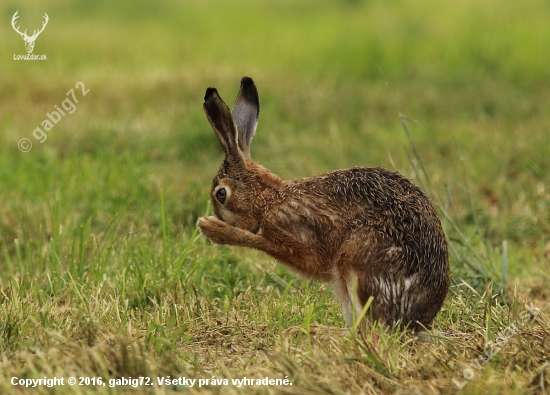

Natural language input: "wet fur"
[197,77,450,331]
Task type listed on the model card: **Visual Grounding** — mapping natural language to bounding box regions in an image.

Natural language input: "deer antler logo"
[11,11,49,54]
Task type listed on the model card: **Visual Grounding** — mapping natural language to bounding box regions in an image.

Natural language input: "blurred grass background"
[2,0,549,276]
[0,0,549,393]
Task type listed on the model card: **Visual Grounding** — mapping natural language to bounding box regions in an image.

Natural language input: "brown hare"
[196,77,450,332]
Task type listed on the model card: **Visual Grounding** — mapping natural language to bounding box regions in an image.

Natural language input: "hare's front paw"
[196,216,241,245]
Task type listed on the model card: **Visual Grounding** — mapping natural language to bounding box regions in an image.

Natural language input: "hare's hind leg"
[333,232,392,329]
[332,268,365,328]
[280,268,361,338]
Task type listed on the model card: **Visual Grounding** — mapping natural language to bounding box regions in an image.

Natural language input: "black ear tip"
[240,77,255,89]
[204,87,218,101]
[238,77,259,110]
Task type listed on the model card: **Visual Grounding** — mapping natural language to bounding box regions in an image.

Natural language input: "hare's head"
[203,77,273,234]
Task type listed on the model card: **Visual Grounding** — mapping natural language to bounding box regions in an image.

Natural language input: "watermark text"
[18,81,90,152]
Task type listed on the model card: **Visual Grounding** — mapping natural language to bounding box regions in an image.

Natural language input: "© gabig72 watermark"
[452,303,541,389]
[18,81,90,152]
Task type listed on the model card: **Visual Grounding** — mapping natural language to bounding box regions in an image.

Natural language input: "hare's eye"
[215,188,227,204]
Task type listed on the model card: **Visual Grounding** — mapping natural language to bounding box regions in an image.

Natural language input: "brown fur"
[197,77,450,331]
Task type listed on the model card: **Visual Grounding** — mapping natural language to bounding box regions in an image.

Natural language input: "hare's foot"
[416,329,451,342]
[196,216,252,245]
[196,217,303,261]
[282,324,349,337]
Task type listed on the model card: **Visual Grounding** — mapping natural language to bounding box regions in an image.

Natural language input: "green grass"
[1,0,549,393]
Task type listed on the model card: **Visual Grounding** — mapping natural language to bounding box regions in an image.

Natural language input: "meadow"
[0,0,549,393]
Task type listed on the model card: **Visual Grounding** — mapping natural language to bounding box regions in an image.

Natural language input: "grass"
[1,0,549,393]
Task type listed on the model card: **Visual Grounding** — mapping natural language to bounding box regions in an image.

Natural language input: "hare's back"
[285,166,445,256]
[306,166,447,267]
[309,167,436,216]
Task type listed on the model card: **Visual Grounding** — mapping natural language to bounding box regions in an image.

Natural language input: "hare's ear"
[232,77,260,157]
[203,88,242,159]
